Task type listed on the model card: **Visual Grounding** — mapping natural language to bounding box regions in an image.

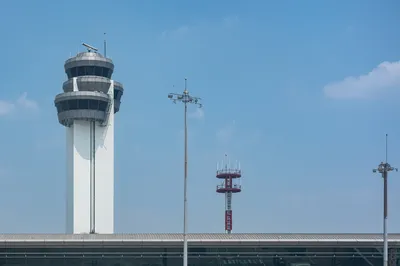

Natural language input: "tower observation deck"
[54,43,124,234]
[216,155,242,234]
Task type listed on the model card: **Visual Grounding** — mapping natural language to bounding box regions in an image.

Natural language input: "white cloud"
[188,108,204,120]
[0,92,38,116]
[17,92,38,110]
[324,61,400,99]
[0,101,15,116]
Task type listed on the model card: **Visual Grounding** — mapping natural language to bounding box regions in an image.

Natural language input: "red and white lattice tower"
[216,154,242,234]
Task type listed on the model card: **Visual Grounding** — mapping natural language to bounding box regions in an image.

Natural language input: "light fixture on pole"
[372,134,398,266]
[168,78,202,266]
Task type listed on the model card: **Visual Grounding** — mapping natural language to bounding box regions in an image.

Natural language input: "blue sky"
[0,0,400,234]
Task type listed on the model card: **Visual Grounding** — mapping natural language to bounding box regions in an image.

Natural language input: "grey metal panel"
[64,52,114,71]
[114,80,124,91]
[55,91,110,103]
[0,233,399,242]
[63,76,111,93]
[77,76,111,93]
[62,79,73,92]
[57,110,106,127]
[1,234,400,250]
[113,80,123,113]
[114,100,121,113]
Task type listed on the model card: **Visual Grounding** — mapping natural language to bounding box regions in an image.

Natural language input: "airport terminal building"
[0,233,398,266]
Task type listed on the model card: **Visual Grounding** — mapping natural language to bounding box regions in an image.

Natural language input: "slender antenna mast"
[104,33,107,57]
[385,133,388,163]
[184,78,188,93]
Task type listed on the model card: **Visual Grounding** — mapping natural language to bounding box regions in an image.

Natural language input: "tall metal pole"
[168,79,202,266]
[183,100,188,266]
[90,120,96,234]
[384,168,388,266]
[373,134,397,266]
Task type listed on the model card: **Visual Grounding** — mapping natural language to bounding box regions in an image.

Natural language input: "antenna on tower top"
[82,43,98,53]
[104,33,107,57]
[385,133,388,163]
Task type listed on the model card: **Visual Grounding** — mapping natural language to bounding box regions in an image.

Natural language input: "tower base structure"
[66,105,114,234]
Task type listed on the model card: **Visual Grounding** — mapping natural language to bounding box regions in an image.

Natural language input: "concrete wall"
[66,81,114,234]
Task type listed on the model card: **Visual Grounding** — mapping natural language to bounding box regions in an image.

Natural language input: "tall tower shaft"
[216,155,242,234]
[54,44,124,234]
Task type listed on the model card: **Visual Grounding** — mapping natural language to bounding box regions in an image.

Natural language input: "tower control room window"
[56,99,108,112]
[98,101,108,111]
[84,66,95,75]
[114,89,123,101]
[89,100,99,110]
[95,67,103,76]
[69,67,77,78]
[56,104,62,113]
[78,99,89,109]
[68,100,78,110]
[77,67,85,76]
[102,68,110,78]
[66,66,113,79]
[61,101,69,111]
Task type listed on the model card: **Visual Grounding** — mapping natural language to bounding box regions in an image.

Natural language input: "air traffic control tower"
[54,43,124,234]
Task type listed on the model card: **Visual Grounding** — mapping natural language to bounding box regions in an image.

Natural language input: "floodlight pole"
[168,79,202,266]
[373,134,398,266]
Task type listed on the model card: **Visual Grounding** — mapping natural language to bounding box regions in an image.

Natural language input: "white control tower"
[54,43,124,234]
